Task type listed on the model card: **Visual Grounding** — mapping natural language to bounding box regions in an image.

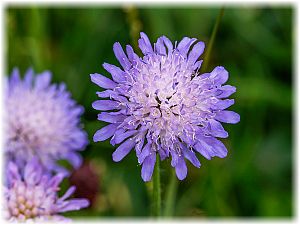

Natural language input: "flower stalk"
[163,168,178,217]
[201,7,225,72]
[152,153,161,217]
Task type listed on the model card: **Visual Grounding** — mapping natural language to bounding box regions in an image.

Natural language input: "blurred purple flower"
[4,158,89,222]
[4,68,88,174]
[91,32,240,181]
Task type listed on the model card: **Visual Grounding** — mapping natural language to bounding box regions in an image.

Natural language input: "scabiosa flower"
[91,32,240,182]
[4,158,89,222]
[4,68,88,174]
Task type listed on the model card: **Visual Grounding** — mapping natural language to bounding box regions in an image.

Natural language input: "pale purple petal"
[155,37,166,55]
[35,71,51,90]
[57,199,90,212]
[112,138,136,162]
[113,42,131,70]
[177,37,197,57]
[215,110,240,124]
[97,112,126,123]
[24,68,34,88]
[208,119,229,138]
[217,85,236,98]
[9,68,21,89]
[58,186,76,202]
[96,90,115,98]
[65,152,82,169]
[113,130,138,145]
[162,36,173,54]
[198,136,228,159]
[93,124,118,142]
[90,73,117,89]
[138,32,153,55]
[141,153,156,182]
[103,63,126,83]
[126,45,139,62]
[137,143,151,164]
[182,146,201,168]
[24,157,42,185]
[7,161,21,182]
[211,66,229,85]
[212,99,235,110]
[188,41,205,65]
[92,100,120,110]
[175,157,187,180]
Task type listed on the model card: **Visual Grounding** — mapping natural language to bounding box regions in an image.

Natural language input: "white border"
[0,1,298,225]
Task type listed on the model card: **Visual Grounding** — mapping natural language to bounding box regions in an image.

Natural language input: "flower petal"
[217,85,236,98]
[112,138,136,162]
[210,66,229,85]
[141,153,156,182]
[188,41,205,65]
[138,32,153,55]
[97,112,125,123]
[175,157,188,180]
[92,100,120,110]
[113,42,131,70]
[24,68,34,88]
[57,199,90,212]
[96,90,115,98]
[137,142,151,164]
[215,110,240,124]
[35,71,51,91]
[65,152,82,169]
[196,136,228,159]
[208,119,228,138]
[177,37,197,57]
[9,68,21,89]
[155,37,166,55]
[126,45,139,62]
[194,142,213,160]
[113,130,137,145]
[58,186,76,202]
[162,35,173,54]
[212,99,235,110]
[90,73,117,89]
[48,173,65,189]
[93,124,118,142]
[103,63,126,83]
[182,146,201,168]
[7,161,21,182]
[24,158,42,185]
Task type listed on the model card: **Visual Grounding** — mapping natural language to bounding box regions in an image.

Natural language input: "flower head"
[4,68,88,174]
[4,158,89,222]
[91,32,240,181]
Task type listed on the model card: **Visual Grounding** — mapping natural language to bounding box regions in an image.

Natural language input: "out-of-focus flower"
[4,158,89,222]
[4,68,88,174]
[91,32,240,181]
[69,161,100,207]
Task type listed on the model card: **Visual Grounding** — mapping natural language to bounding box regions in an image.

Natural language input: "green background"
[6,5,293,218]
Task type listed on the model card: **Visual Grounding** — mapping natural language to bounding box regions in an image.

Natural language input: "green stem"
[29,7,45,70]
[123,5,142,52]
[152,154,161,217]
[163,168,178,217]
[201,7,225,72]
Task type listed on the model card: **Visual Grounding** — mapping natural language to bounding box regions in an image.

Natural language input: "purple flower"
[4,68,88,174]
[4,158,89,222]
[91,32,240,182]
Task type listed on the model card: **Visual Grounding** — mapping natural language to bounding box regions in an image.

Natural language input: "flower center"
[6,181,55,221]
[5,89,67,157]
[123,53,200,150]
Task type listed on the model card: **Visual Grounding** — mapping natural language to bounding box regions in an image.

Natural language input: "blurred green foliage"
[6,5,293,218]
